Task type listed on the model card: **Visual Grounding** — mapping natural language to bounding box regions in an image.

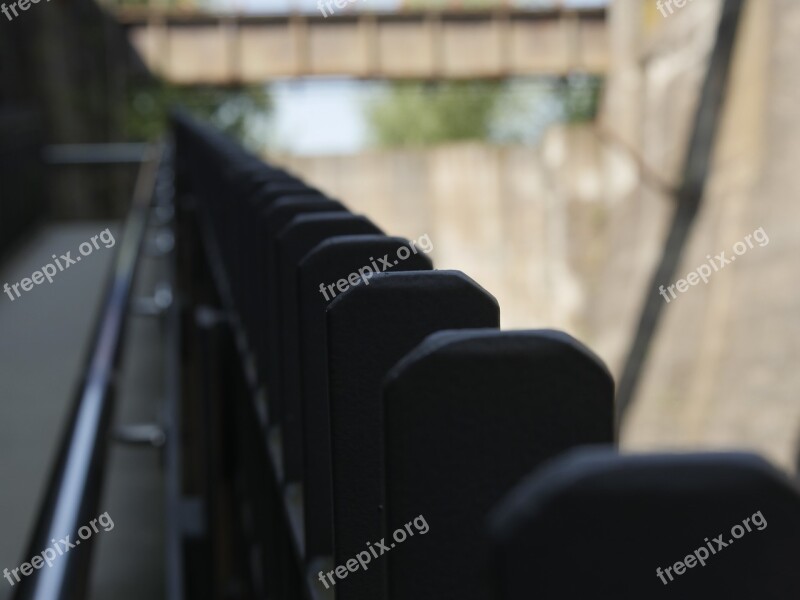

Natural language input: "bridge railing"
[170,111,800,600]
[10,144,165,600]
[113,4,608,83]
[101,0,570,13]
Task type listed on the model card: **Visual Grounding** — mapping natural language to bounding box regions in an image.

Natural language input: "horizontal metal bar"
[42,143,152,165]
[162,145,185,600]
[112,423,166,447]
[112,6,606,25]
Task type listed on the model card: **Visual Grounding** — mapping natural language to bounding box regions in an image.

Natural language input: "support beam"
[116,8,608,84]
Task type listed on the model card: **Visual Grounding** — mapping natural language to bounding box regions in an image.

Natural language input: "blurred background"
[1,0,798,597]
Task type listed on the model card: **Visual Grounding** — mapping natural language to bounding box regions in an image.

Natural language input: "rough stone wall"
[624,0,800,471]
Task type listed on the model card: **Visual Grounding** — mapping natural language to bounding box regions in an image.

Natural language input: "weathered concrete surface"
[121,8,609,83]
[622,0,800,472]
[272,129,645,337]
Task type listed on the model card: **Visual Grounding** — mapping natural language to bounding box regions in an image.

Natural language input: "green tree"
[560,74,602,124]
[367,76,601,148]
[125,83,272,151]
[367,81,502,147]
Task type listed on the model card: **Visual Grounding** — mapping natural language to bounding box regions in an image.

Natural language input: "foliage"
[366,75,601,148]
[560,74,602,124]
[367,80,502,147]
[124,83,272,151]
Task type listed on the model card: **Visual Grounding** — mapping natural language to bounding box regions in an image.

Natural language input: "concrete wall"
[622,0,800,471]
[270,125,655,376]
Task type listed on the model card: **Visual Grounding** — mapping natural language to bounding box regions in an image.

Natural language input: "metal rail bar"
[12,144,162,600]
[159,146,187,600]
[42,143,152,165]
[111,6,606,23]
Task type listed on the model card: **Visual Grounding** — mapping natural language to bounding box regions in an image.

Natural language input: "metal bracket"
[131,283,173,317]
[144,228,175,257]
[112,423,167,448]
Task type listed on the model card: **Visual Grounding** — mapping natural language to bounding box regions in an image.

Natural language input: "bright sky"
[269,78,383,155]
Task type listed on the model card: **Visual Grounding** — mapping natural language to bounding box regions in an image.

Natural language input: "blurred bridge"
[112,5,608,84]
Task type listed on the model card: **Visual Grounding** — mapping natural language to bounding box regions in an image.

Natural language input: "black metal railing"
[168,109,800,600]
[12,144,163,600]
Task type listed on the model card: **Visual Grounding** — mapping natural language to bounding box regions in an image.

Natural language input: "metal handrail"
[42,143,152,165]
[12,144,163,600]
